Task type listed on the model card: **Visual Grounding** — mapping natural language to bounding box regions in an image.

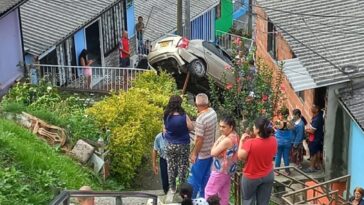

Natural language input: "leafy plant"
[209,39,284,131]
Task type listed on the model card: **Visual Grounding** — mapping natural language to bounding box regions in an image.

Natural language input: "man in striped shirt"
[188,93,217,198]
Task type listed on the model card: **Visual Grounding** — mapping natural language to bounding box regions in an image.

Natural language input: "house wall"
[255,6,315,119]
[127,1,135,38]
[215,0,233,33]
[191,8,215,42]
[0,9,23,91]
[348,118,364,193]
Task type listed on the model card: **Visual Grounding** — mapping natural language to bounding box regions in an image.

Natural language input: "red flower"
[234,37,242,46]
[262,95,268,101]
[226,83,233,90]
[236,77,241,83]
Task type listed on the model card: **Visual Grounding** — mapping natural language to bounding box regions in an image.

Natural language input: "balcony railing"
[49,190,158,205]
[30,64,151,93]
[215,30,253,55]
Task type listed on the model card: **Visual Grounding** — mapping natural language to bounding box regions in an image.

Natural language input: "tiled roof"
[0,0,28,17]
[20,0,121,56]
[134,0,219,42]
[338,82,364,131]
[257,0,364,89]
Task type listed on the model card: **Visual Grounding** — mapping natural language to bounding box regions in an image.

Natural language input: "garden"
[0,38,284,204]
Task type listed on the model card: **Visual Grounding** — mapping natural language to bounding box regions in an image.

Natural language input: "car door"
[202,42,234,86]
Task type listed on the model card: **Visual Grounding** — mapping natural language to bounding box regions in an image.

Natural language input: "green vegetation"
[0,119,100,204]
[87,71,196,187]
[0,80,100,144]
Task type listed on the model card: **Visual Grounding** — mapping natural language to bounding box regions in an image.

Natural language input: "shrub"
[87,71,196,186]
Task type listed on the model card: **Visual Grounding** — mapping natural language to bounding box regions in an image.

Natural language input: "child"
[204,115,239,205]
[152,132,169,194]
[291,109,306,169]
[180,183,209,205]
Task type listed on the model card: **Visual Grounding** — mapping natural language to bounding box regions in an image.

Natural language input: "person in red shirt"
[119,31,130,67]
[238,117,277,205]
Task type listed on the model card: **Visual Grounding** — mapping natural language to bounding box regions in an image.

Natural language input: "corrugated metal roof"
[338,82,364,131]
[0,0,28,18]
[283,58,317,92]
[20,0,120,56]
[134,0,219,42]
[257,0,364,89]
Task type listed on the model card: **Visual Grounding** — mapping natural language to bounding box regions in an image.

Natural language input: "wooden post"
[182,71,191,95]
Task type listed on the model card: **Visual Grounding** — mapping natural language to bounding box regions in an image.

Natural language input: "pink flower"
[226,83,233,90]
[224,65,232,71]
[281,84,286,92]
[234,37,242,46]
[262,95,268,101]
[236,77,241,83]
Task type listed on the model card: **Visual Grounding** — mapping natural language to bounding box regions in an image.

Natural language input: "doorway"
[85,21,101,66]
[314,87,327,109]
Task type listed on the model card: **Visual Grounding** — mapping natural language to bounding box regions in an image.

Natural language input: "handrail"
[49,190,158,205]
[32,64,149,71]
[215,30,252,41]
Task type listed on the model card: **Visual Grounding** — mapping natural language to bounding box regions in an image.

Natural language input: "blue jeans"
[187,157,213,198]
[275,144,291,172]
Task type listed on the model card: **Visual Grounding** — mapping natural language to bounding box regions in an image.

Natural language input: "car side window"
[203,41,222,58]
[203,41,232,64]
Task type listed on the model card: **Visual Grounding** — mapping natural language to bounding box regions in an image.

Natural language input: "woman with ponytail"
[238,117,278,205]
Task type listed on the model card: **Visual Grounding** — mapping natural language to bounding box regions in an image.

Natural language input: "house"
[20,0,129,70]
[254,0,364,195]
[134,0,219,43]
[215,0,234,33]
[0,0,29,97]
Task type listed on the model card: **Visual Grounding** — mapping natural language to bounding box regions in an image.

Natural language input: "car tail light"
[177,37,189,48]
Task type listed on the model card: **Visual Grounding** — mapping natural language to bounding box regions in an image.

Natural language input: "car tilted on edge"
[147,35,235,89]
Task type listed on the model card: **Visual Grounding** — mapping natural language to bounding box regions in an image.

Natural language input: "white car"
[148,36,235,88]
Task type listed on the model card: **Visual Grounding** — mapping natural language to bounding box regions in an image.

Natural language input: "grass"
[0,118,101,204]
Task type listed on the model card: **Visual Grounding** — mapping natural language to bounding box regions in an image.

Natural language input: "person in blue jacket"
[290,109,306,169]
[274,120,293,175]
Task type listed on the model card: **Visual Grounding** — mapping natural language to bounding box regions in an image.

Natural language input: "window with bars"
[102,2,125,55]
[267,19,277,60]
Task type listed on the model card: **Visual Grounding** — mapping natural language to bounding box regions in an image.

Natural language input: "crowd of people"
[151,93,333,205]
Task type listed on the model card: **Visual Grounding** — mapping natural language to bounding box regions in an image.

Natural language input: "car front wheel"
[188,59,206,78]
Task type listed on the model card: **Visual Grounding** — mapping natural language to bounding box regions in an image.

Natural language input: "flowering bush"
[209,41,284,131]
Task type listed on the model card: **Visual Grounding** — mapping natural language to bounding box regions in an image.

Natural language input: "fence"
[49,190,158,205]
[215,30,253,55]
[232,166,351,205]
[29,64,150,93]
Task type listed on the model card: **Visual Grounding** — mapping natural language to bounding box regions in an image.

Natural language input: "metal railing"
[31,64,151,93]
[232,166,350,205]
[49,190,158,205]
[215,30,253,54]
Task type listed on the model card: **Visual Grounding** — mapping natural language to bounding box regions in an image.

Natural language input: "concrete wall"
[254,7,315,119]
[0,9,23,92]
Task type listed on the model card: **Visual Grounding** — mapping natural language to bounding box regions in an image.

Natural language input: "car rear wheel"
[189,59,206,78]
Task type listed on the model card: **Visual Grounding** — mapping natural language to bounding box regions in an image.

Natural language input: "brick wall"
[255,7,314,120]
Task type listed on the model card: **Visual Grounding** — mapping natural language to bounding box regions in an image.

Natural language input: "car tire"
[189,59,206,78]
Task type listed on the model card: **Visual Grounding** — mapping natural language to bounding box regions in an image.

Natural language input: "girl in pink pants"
[205,115,239,205]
